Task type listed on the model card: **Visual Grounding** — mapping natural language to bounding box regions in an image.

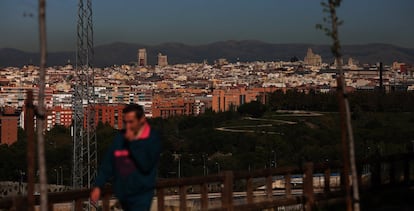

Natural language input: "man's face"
[123,112,144,133]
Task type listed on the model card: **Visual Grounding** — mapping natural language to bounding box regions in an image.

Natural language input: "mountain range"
[1,40,413,67]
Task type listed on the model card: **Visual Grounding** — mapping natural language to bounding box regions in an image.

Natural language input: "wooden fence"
[0,152,413,210]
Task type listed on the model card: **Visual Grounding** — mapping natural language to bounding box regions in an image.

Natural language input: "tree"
[37,0,48,210]
[237,101,267,118]
[317,1,360,210]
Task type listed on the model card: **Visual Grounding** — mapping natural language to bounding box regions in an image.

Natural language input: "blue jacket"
[94,127,161,202]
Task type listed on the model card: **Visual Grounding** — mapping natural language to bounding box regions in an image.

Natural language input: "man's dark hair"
[122,104,145,119]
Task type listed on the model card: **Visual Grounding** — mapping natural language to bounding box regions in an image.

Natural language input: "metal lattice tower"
[72,0,97,189]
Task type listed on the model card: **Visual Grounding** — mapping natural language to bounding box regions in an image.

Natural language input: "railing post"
[179,186,187,211]
[11,196,25,211]
[221,171,234,211]
[324,167,331,193]
[303,162,314,211]
[103,192,111,211]
[265,169,273,199]
[285,173,292,197]
[246,176,254,204]
[157,188,165,211]
[340,169,346,191]
[355,162,363,190]
[404,155,410,184]
[371,159,381,187]
[200,183,208,210]
[389,159,396,185]
[75,199,83,211]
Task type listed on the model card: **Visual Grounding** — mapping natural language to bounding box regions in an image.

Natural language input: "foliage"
[315,0,343,58]
[237,101,267,118]
[1,92,413,181]
[269,91,414,112]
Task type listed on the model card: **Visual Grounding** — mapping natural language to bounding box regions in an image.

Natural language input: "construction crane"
[72,0,97,189]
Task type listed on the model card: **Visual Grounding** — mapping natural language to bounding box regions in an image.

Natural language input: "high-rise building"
[304,48,322,66]
[0,107,19,145]
[137,48,147,66]
[157,53,168,67]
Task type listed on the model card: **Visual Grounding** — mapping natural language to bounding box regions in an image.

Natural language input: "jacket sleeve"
[93,138,116,188]
[127,132,161,174]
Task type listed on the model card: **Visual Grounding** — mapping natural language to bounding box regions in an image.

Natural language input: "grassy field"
[152,110,414,177]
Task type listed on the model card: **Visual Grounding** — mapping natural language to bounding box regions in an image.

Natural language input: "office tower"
[157,53,168,67]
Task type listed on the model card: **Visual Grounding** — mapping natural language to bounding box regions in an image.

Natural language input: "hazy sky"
[0,0,413,52]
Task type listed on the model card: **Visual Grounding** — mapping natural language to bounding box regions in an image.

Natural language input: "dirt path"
[215,110,323,134]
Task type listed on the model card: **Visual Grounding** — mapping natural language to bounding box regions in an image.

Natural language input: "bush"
[237,101,267,118]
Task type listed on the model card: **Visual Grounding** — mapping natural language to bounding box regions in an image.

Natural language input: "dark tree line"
[1,91,413,182]
[268,90,414,112]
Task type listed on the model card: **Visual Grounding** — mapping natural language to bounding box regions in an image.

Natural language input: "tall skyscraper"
[138,48,148,66]
[157,53,168,67]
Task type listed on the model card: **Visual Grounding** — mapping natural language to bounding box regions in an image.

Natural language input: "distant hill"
[1,40,413,67]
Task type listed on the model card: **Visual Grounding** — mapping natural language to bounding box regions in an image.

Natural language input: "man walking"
[90,104,161,210]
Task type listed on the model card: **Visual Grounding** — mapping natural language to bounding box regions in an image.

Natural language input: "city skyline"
[0,0,414,52]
